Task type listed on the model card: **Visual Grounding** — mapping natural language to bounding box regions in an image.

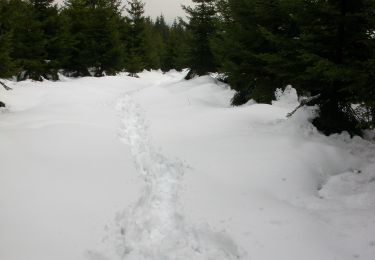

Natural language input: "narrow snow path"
[107,94,246,259]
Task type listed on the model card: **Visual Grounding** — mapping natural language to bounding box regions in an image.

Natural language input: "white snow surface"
[1,71,375,260]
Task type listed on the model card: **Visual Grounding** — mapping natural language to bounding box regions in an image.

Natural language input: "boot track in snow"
[101,94,246,260]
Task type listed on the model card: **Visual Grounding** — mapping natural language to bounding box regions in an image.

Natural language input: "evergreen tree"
[142,17,164,70]
[0,0,16,78]
[161,19,189,72]
[154,14,169,43]
[47,8,75,76]
[124,0,147,77]
[6,0,46,81]
[63,0,124,76]
[212,0,300,104]
[183,0,217,79]
[0,31,15,78]
[295,0,375,134]
[31,0,64,80]
[215,0,375,134]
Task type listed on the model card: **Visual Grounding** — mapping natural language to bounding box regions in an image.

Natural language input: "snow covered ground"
[1,71,375,260]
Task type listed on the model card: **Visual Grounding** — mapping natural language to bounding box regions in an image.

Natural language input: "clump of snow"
[275,105,319,137]
[272,85,299,109]
[242,99,257,106]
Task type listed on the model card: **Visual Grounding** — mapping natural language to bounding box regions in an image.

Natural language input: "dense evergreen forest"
[0,0,374,135]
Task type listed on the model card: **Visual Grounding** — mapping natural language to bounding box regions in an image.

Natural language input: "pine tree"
[162,19,189,72]
[0,0,16,78]
[124,0,147,77]
[142,17,164,70]
[214,0,375,134]
[5,0,46,81]
[0,32,15,78]
[183,0,217,79]
[212,0,300,104]
[295,0,375,134]
[88,0,124,76]
[63,0,124,77]
[47,8,75,76]
[154,14,169,42]
[31,0,64,80]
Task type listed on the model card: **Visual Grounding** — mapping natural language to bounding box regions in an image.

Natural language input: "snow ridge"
[111,94,246,260]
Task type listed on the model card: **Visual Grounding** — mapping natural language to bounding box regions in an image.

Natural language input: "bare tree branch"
[287,94,321,118]
[0,80,12,91]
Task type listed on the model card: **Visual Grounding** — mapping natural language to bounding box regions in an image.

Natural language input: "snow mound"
[272,85,299,109]
[319,165,375,209]
[97,95,246,260]
[316,132,375,209]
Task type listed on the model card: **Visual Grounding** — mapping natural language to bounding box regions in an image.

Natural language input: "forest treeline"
[0,0,190,79]
[0,0,374,135]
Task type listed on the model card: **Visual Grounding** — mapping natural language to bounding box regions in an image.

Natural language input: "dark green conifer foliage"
[143,17,164,70]
[183,0,217,79]
[7,0,46,81]
[124,0,147,77]
[214,0,375,135]
[31,0,64,80]
[295,0,375,135]
[213,0,300,104]
[0,0,16,78]
[154,14,169,42]
[0,32,15,78]
[64,0,123,77]
[2,0,62,81]
[162,20,189,72]
[48,10,75,75]
[62,0,91,76]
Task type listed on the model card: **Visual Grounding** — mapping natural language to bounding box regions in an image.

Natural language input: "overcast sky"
[56,0,192,23]
[142,0,191,23]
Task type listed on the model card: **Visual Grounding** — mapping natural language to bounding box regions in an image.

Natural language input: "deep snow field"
[1,70,375,260]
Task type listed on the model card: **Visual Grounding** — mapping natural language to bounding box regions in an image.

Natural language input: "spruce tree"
[154,14,169,43]
[0,0,16,78]
[124,0,147,77]
[6,0,46,81]
[162,19,189,72]
[295,0,375,134]
[183,0,217,79]
[31,0,64,80]
[0,32,15,78]
[214,0,375,134]
[63,0,124,77]
[212,0,300,104]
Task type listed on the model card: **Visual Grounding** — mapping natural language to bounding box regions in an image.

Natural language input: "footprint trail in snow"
[105,94,246,260]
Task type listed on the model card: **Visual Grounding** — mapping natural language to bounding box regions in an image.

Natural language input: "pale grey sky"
[56,0,192,23]
[143,0,192,23]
